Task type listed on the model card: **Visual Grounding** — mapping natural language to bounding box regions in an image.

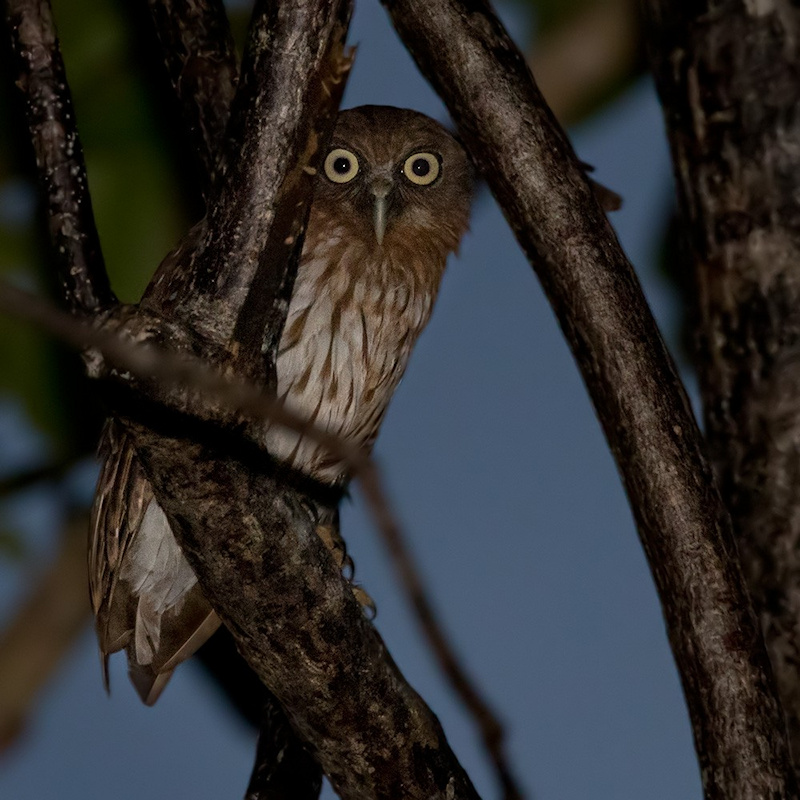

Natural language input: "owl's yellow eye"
[324,148,359,183]
[402,152,440,186]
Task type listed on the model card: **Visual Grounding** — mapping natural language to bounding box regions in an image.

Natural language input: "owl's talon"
[316,523,348,571]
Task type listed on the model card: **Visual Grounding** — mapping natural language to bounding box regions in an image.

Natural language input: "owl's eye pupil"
[411,158,430,177]
[402,152,440,186]
[333,157,351,174]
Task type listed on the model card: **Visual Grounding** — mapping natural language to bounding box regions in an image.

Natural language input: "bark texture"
[644,0,800,770]
[382,0,797,796]
[142,3,324,794]
[131,423,479,800]
[6,0,113,314]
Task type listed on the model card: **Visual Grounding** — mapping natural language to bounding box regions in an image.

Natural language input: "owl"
[89,105,474,703]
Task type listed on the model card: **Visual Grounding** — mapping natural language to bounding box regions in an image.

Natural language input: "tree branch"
[5,0,115,315]
[244,692,322,800]
[142,0,352,374]
[141,7,326,789]
[643,0,800,771]
[381,0,797,796]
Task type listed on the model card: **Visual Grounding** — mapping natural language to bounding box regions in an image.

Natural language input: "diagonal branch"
[381,0,797,797]
[5,0,114,315]
[142,0,352,375]
[141,7,323,791]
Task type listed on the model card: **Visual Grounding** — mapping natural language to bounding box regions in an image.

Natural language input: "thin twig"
[0,281,366,471]
[381,0,796,797]
[5,0,115,314]
[358,462,523,800]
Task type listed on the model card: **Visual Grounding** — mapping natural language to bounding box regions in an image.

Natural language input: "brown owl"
[89,105,474,703]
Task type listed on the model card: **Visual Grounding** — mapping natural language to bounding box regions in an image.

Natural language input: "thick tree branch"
[141,7,325,789]
[643,0,800,770]
[134,424,480,800]
[5,0,114,314]
[144,0,238,192]
[381,0,797,797]
[142,0,352,374]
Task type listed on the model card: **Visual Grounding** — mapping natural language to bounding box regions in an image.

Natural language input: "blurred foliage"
[521,0,596,32]
[0,530,26,561]
[0,0,193,451]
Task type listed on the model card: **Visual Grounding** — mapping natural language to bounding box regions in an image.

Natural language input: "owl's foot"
[315,523,375,615]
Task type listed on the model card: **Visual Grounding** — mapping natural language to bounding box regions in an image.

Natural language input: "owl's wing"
[89,419,220,704]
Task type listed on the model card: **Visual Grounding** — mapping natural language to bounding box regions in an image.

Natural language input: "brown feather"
[89,106,474,701]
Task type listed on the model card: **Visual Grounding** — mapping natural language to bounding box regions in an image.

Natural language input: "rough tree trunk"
[644,0,800,770]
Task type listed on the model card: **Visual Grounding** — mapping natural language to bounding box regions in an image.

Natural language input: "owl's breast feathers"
[271,214,448,481]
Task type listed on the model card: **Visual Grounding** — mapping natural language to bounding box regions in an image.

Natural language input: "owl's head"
[313,105,474,252]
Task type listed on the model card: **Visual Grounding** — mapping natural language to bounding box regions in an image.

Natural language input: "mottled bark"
[141,0,352,375]
[643,0,800,771]
[141,4,321,793]
[382,0,797,796]
[128,424,479,800]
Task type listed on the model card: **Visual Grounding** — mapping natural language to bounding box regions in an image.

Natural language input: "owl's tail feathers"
[129,664,174,707]
[127,606,221,705]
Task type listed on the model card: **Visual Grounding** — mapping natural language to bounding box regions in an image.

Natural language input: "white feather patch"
[120,499,198,665]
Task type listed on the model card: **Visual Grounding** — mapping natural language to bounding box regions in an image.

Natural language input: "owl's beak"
[370,177,393,246]
[373,197,388,246]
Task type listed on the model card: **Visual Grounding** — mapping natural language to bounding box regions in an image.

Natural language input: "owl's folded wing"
[89,419,220,705]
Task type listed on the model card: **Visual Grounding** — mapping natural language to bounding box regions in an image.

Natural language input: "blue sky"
[0,2,702,798]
